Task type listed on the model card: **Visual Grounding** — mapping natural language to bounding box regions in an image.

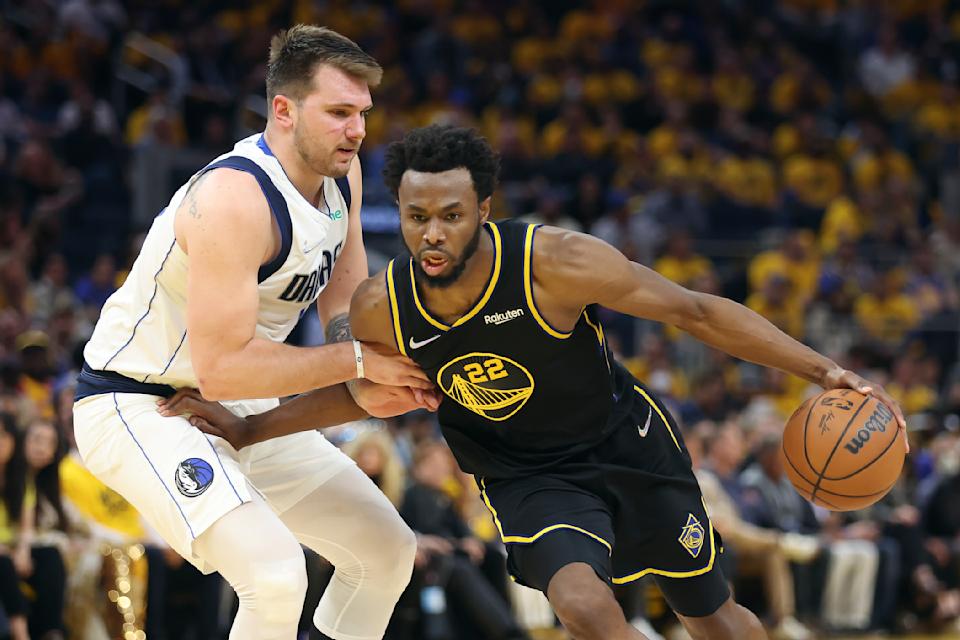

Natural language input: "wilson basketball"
[780,389,905,511]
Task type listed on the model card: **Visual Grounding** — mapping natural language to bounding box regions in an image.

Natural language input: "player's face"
[292,64,372,178]
[398,168,491,288]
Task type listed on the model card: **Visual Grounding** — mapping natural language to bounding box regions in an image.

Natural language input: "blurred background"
[4,0,960,638]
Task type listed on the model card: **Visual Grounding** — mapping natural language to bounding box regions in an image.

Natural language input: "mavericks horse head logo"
[174,458,214,497]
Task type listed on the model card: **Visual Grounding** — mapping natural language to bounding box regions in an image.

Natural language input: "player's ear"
[478,196,491,224]
[272,94,296,128]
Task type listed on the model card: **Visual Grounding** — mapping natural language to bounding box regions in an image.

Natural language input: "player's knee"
[379,519,417,591]
[252,557,309,624]
[686,604,765,640]
[338,513,415,593]
[550,585,620,640]
[370,511,417,580]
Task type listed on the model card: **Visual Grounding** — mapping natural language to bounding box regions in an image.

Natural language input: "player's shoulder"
[530,224,607,275]
[187,166,271,224]
[351,271,388,310]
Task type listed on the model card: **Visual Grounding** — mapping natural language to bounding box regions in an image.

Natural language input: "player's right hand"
[359,341,433,389]
[157,389,255,449]
[350,379,441,417]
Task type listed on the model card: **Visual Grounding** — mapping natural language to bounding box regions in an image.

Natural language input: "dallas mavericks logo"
[678,513,706,558]
[175,458,214,497]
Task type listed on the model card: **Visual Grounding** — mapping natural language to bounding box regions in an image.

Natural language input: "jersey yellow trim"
[634,385,681,451]
[612,499,717,583]
[582,311,604,346]
[409,222,502,331]
[479,478,613,554]
[523,225,574,339]
[385,260,408,357]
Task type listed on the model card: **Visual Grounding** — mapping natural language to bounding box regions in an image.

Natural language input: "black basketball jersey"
[386,220,636,479]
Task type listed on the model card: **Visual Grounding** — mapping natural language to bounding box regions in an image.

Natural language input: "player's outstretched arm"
[158,272,440,449]
[176,169,431,400]
[157,386,367,449]
[533,227,907,432]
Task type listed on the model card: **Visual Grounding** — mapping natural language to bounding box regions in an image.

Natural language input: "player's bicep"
[317,160,367,325]
[180,173,273,376]
[349,274,399,351]
[558,231,705,328]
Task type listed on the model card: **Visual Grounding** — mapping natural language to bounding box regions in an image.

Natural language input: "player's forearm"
[244,384,367,444]
[681,293,838,386]
[195,338,356,400]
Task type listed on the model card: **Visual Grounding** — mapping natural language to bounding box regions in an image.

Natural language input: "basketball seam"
[800,397,818,476]
[781,441,819,489]
[820,417,901,481]
[806,474,900,499]
[810,395,872,503]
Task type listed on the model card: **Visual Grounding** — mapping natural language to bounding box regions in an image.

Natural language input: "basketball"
[780,389,905,512]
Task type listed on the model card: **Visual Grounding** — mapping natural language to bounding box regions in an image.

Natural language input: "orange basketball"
[780,389,905,512]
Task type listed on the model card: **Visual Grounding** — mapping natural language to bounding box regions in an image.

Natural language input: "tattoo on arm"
[325,313,353,344]
[184,171,212,219]
[326,313,362,396]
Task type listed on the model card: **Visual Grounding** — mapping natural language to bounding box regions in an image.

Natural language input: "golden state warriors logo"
[678,513,705,559]
[437,352,534,421]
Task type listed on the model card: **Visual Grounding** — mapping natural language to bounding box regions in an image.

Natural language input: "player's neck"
[417,232,494,324]
[261,127,326,207]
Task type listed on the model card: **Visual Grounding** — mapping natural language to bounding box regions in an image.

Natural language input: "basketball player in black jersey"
[160,125,906,640]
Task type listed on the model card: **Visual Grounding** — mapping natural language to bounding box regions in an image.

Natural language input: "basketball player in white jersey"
[73,25,437,640]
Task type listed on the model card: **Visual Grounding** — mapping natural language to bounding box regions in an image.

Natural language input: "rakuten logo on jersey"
[484,308,524,325]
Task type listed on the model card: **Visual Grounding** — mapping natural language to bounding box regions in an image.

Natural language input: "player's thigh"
[242,430,355,514]
[74,392,252,570]
[652,561,732,618]
[479,472,615,590]
[510,528,614,594]
[277,462,414,570]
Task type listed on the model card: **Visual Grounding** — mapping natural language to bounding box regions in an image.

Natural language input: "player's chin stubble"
[406,223,482,289]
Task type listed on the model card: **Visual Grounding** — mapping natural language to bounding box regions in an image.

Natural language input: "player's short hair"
[266,25,382,104]
[383,124,501,202]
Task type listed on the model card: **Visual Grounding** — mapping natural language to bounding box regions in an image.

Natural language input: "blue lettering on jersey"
[279,241,343,303]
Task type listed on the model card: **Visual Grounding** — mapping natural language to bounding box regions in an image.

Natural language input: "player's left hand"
[157,389,254,449]
[349,379,441,417]
[821,367,909,453]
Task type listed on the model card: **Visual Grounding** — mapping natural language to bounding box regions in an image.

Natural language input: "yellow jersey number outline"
[437,352,534,422]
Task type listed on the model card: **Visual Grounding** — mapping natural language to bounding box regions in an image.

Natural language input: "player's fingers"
[900,423,911,454]
[157,390,204,416]
[872,386,907,429]
[405,376,434,390]
[158,388,203,407]
[189,416,223,438]
[159,395,204,418]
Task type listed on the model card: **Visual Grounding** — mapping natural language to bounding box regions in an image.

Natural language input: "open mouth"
[421,252,449,276]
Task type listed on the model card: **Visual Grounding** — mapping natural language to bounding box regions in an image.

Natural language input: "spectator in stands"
[399,442,528,640]
[343,429,408,508]
[16,417,68,639]
[0,414,29,640]
[696,422,818,640]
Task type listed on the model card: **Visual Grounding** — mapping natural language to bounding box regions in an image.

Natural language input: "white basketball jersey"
[84,133,350,388]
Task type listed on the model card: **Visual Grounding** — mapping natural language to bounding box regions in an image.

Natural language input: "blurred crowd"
[5,0,960,638]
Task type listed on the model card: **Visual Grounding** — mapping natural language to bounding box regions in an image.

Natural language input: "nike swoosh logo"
[303,242,321,254]
[638,405,652,438]
[409,334,442,349]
